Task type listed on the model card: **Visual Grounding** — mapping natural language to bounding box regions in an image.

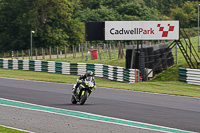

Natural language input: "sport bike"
[71,76,94,105]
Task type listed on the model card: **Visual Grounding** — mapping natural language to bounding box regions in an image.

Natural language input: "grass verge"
[43,51,125,67]
[0,125,28,133]
[0,68,200,97]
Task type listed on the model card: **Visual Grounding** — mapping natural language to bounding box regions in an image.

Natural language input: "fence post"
[97,44,102,60]
[49,47,51,59]
[121,43,125,59]
[42,48,44,59]
[75,46,77,57]
[44,48,46,59]
[89,43,93,60]
[113,43,116,59]
[118,41,122,59]
[35,48,37,60]
[57,46,59,59]
[65,46,67,58]
[11,51,14,59]
[81,44,84,59]
[16,51,18,59]
[73,45,75,58]
[29,49,30,60]
[22,50,24,60]
[108,44,111,59]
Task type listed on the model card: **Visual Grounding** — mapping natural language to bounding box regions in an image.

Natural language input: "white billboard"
[105,21,179,40]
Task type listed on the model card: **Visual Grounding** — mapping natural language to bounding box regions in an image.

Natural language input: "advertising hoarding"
[105,21,179,40]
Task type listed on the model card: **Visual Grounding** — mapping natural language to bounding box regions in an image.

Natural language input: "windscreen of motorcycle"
[85,76,94,88]
[86,76,93,82]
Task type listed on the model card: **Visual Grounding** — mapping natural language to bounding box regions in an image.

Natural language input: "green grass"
[44,57,125,67]
[1,68,200,97]
[0,125,28,133]
[43,50,126,67]
[151,65,179,81]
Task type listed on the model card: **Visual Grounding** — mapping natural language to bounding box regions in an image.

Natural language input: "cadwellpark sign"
[105,21,179,40]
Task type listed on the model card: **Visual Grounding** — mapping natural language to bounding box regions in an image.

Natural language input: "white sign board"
[105,21,179,40]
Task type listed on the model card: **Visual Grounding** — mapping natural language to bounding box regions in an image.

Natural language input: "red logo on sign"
[157,24,174,37]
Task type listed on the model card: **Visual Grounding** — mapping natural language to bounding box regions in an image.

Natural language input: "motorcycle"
[71,76,95,105]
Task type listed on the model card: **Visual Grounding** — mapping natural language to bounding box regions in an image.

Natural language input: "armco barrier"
[178,68,187,82]
[0,59,139,83]
[178,67,200,86]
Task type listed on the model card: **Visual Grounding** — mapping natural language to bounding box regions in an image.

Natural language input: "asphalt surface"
[0,105,160,133]
[0,77,200,132]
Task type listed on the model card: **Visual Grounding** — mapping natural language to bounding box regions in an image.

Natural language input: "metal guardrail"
[178,67,187,82]
[0,59,139,83]
[178,67,200,86]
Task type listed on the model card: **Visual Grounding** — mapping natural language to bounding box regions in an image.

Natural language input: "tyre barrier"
[178,67,200,86]
[126,44,174,76]
[0,59,139,83]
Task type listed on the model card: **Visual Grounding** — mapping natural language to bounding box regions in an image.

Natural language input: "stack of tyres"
[146,47,154,69]
[125,44,174,76]
[159,48,167,70]
[167,49,174,67]
[143,48,149,68]
[153,49,162,72]
[125,49,133,69]
[148,55,154,69]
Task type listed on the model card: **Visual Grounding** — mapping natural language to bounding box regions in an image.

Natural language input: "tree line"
[0,0,198,53]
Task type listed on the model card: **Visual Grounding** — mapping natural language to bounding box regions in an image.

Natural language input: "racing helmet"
[86,71,93,77]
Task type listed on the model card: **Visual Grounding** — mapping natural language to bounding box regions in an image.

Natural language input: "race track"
[0,77,199,132]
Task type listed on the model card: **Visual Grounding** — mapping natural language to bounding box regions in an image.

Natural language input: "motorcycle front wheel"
[80,90,88,105]
[71,95,77,104]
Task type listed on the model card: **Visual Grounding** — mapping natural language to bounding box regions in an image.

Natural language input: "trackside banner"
[105,21,179,40]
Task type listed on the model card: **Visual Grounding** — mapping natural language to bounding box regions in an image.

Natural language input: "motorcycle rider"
[72,71,96,94]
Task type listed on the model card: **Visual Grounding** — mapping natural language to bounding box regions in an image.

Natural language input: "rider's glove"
[77,79,82,82]
[94,85,97,89]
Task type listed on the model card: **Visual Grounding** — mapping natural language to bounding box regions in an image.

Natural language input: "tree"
[76,6,122,22]
[77,0,159,22]
[80,0,102,9]
[116,1,159,21]
[25,0,83,48]
[0,0,84,53]
[67,19,85,46]
[143,0,188,15]
[169,1,198,28]
[0,0,32,52]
